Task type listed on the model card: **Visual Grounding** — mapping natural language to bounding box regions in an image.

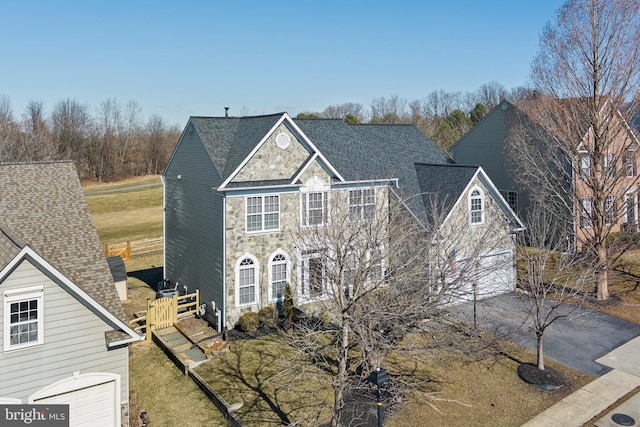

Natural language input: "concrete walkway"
[522,336,640,426]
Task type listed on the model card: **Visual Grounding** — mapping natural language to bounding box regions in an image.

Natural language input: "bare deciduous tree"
[322,103,367,123]
[517,202,594,372]
[507,0,640,300]
[281,185,514,426]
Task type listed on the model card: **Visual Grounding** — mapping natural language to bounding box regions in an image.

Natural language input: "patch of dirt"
[175,317,225,352]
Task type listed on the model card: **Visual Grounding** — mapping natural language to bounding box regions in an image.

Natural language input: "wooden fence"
[104,241,131,260]
[129,289,200,341]
[104,238,163,261]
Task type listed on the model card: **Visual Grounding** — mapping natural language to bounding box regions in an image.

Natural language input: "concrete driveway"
[450,292,640,377]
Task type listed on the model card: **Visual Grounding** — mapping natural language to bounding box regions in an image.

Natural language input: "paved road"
[451,292,640,377]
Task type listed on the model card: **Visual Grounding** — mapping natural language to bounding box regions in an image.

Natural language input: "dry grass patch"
[195,336,334,426]
[194,334,592,427]
[388,341,592,427]
[84,178,163,243]
[129,341,228,427]
[83,174,161,191]
[602,249,640,324]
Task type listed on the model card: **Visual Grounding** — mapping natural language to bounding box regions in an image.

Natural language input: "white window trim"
[581,197,593,228]
[300,176,330,228]
[605,194,616,224]
[603,152,615,178]
[624,192,637,224]
[245,194,280,234]
[268,250,290,303]
[297,249,329,303]
[234,254,259,308]
[580,153,591,177]
[624,147,637,177]
[3,285,44,352]
[348,188,376,222]
[469,186,485,225]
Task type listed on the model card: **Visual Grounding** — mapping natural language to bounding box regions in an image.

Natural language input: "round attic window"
[276,132,291,149]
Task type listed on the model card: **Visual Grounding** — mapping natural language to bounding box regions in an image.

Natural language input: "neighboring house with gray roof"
[0,161,141,426]
[451,99,640,249]
[163,113,523,327]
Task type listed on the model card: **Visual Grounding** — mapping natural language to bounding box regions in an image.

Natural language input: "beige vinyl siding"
[0,260,128,404]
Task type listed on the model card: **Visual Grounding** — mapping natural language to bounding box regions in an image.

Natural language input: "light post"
[366,366,390,427]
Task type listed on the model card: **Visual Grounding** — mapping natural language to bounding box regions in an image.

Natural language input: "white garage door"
[476,251,514,298]
[30,373,119,427]
[451,250,514,303]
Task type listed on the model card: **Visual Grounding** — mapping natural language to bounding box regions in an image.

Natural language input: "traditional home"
[0,162,142,426]
[163,113,523,328]
[451,99,640,248]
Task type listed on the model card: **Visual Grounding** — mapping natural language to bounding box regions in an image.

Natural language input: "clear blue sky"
[0,1,563,127]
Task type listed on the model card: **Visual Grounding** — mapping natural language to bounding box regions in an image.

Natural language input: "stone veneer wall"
[224,181,389,326]
[441,177,515,259]
[232,123,310,182]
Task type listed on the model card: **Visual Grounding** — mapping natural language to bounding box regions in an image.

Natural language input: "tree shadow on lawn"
[128,267,163,290]
[198,337,331,426]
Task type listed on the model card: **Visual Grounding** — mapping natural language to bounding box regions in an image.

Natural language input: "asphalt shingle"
[0,161,127,323]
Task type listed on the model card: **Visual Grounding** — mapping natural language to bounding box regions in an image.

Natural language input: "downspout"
[161,175,166,280]
[221,195,227,331]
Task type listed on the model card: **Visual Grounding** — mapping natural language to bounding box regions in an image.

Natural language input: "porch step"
[152,326,210,371]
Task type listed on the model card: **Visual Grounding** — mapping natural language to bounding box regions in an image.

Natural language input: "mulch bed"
[518,363,565,390]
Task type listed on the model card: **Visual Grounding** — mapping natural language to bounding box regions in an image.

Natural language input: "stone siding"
[232,123,310,183]
[441,177,515,259]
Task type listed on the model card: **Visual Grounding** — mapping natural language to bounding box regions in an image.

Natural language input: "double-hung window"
[269,252,288,302]
[581,197,592,228]
[605,194,616,224]
[4,286,44,351]
[469,188,484,225]
[246,195,279,233]
[300,250,326,299]
[301,177,330,227]
[349,189,375,222]
[580,154,591,178]
[236,256,258,306]
[603,153,615,178]
[623,147,636,177]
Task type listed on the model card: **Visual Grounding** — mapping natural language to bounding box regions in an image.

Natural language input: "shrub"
[237,312,259,333]
[258,306,278,328]
[282,283,294,320]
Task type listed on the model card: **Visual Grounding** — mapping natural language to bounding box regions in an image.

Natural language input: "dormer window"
[469,187,484,225]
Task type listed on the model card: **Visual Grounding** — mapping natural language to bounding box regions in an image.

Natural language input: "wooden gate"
[129,290,200,340]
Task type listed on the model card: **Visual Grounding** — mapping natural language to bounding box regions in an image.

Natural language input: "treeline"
[0,96,180,182]
[0,81,529,182]
[297,81,533,151]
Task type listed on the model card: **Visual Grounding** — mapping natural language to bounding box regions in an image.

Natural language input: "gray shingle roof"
[295,119,452,190]
[190,113,463,221]
[190,114,284,179]
[414,163,479,218]
[0,161,127,322]
[107,256,128,283]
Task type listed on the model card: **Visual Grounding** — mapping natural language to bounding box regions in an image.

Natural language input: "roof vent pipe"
[224,107,229,117]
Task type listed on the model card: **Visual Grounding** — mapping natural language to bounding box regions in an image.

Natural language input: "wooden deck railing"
[129,289,200,341]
